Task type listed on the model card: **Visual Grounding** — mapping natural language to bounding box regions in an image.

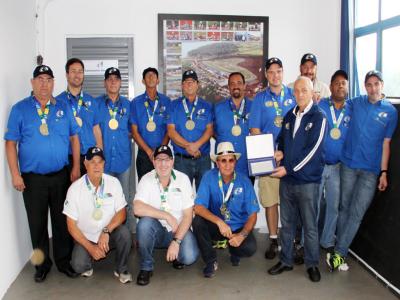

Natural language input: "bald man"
[268,77,327,282]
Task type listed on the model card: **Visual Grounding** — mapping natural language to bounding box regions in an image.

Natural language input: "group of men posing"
[5,53,397,286]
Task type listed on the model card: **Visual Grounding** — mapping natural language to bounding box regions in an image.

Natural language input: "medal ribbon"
[155,170,176,210]
[107,98,120,120]
[85,175,105,208]
[67,90,84,117]
[230,98,246,125]
[271,87,284,117]
[329,99,345,129]
[34,99,50,125]
[182,97,198,121]
[218,171,236,208]
[144,94,159,122]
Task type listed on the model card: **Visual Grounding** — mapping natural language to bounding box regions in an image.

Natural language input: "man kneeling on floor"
[63,147,132,283]
[133,145,199,286]
[193,142,259,278]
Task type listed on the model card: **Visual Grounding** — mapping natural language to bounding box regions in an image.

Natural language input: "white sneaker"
[81,269,93,277]
[114,271,133,283]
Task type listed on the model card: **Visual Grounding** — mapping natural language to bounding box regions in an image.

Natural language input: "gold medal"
[92,208,103,221]
[146,121,156,132]
[75,116,83,127]
[185,119,195,130]
[330,128,341,140]
[274,116,283,127]
[108,119,119,130]
[231,125,242,136]
[39,123,49,136]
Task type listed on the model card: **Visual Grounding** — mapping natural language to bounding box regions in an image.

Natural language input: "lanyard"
[271,87,284,117]
[218,171,236,207]
[155,170,176,208]
[329,99,345,129]
[107,97,120,120]
[67,90,84,117]
[182,97,198,120]
[144,94,159,122]
[230,98,246,125]
[34,99,50,124]
[85,175,105,208]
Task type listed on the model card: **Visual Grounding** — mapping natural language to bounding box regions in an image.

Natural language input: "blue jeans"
[280,181,320,268]
[136,217,199,271]
[335,164,377,257]
[317,163,341,248]
[174,154,211,191]
[108,169,136,233]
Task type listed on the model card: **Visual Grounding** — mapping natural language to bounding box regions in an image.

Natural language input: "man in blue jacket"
[268,76,327,282]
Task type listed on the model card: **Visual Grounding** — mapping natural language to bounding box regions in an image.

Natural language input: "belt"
[22,166,68,177]
[176,153,202,160]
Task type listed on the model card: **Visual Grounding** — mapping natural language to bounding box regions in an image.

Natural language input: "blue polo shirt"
[130,92,171,149]
[214,98,252,176]
[95,94,132,174]
[318,97,351,164]
[195,168,259,231]
[341,95,398,175]
[4,95,80,174]
[168,97,213,155]
[249,85,295,142]
[56,90,98,155]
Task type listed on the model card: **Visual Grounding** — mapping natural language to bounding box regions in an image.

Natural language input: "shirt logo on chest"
[284,99,293,106]
[265,101,273,107]
[234,187,243,195]
[285,122,290,130]
[305,122,313,131]
[56,110,64,118]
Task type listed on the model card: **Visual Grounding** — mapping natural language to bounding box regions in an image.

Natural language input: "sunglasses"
[218,158,235,164]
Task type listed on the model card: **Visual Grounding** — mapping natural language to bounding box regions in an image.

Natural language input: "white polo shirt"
[63,174,127,243]
[134,169,194,231]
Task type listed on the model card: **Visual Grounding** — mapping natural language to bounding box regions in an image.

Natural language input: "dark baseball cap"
[143,67,159,79]
[182,69,198,82]
[104,67,121,80]
[364,70,383,83]
[330,70,348,83]
[301,53,317,65]
[153,145,173,159]
[85,147,105,161]
[33,65,54,78]
[265,57,283,70]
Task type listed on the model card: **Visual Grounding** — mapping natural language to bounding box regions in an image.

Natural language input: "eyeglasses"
[218,158,235,164]
[155,157,172,163]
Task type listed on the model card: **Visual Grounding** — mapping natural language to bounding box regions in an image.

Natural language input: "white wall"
[0,0,340,296]
[0,0,37,298]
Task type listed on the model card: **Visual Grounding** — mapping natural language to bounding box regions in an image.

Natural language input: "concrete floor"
[4,231,398,300]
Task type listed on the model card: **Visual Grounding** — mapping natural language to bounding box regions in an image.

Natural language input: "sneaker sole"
[114,271,133,284]
[81,269,93,277]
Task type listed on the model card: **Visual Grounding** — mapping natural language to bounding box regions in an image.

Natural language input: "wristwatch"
[172,237,182,245]
[102,227,110,235]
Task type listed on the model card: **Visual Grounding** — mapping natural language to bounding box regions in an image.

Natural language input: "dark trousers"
[68,154,86,177]
[192,215,257,264]
[21,167,73,271]
[136,149,154,181]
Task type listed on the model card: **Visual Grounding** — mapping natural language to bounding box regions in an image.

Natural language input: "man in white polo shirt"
[134,145,199,286]
[63,147,132,284]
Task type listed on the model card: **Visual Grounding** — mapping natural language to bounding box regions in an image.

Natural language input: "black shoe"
[59,265,79,278]
[307,267,321,282]
[268,261,293,275]
[230,255,240,267]
[136,270,153,286]
[172,260,184,270]
[265,239,279,260]
[294,246,304,265]
[34,268,50,283]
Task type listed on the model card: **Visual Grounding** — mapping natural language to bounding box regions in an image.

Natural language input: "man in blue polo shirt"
[131,67,171,180]
[57,58,102,175]
[328,70,398,272]
[268,76,327,282]
[317,70,350,253]
[167,69,213,191]
[249,57,295,260]
[214,72,253,181]
[95,67,134,232]
[193,142,259,278]
[5,65,81,282]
